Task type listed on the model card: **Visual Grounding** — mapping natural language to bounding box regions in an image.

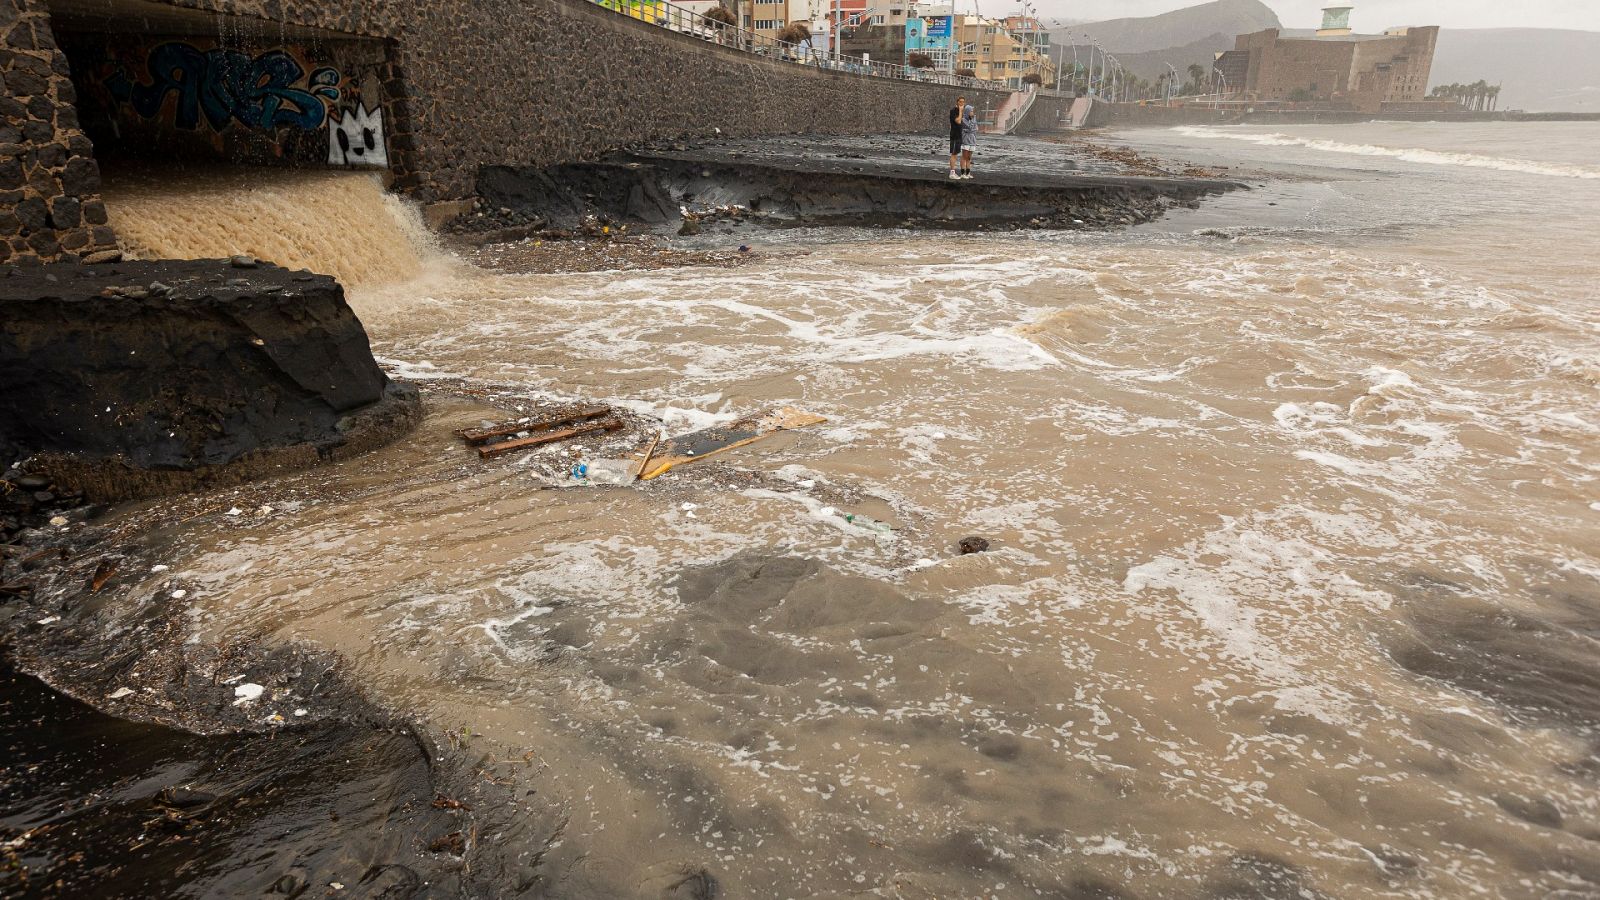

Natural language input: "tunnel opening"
[41,0,419,282]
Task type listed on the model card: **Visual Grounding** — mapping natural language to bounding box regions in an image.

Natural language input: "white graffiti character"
[328,104,387,167]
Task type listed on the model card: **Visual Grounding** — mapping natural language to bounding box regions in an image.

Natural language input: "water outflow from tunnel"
[99,167,448,290]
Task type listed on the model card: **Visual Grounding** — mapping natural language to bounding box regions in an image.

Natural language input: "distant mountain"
[1050,0,1280,54]
[1431,28,1600,112]
[1084,32,1237,84]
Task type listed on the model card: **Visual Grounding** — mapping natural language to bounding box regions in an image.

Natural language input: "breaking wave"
[1172,126,1600,179]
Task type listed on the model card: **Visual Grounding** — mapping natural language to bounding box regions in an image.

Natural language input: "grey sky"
[1008,1,1600,32]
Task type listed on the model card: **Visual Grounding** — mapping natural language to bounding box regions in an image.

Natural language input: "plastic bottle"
[842,512,895,535]
[819,505,895,535]
[570,459,636,485]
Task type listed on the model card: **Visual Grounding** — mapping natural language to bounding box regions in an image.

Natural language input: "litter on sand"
[639,407,827,480]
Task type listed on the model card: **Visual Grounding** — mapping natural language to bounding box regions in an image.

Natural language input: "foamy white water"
[1172,123,1600,179]
[97,122,1600,898]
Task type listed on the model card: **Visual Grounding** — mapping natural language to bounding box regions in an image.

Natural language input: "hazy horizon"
[950,0,1600,33]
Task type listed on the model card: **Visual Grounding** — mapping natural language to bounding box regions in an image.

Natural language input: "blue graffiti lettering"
[109,42,342,132]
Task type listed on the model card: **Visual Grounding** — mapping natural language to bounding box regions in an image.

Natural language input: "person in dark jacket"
[948,96,966,180]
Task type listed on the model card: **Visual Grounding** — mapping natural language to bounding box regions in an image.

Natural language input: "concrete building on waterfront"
[955,15,1057,88]
[1216,5,1438,113]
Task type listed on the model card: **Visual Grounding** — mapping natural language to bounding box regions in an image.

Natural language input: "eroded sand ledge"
[0,260,422,502]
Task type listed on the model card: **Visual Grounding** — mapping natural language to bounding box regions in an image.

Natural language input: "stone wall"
[2,0,1013,264]
[210,0,1009,201]
[0,0,117,264]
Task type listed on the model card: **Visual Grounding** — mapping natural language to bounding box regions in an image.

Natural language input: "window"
[754,18,782,28]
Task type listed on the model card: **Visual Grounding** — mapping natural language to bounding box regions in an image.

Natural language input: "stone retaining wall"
[3,0,1013,263]
[0,0,118,264]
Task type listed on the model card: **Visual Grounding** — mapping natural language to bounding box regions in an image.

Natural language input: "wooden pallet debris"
[476,418,624,459]
[456,405,613,446]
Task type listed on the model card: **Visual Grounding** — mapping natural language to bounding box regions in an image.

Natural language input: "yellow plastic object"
[639,407,827,480]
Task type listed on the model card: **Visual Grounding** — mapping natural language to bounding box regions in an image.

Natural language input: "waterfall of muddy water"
[102,124,1599,897]
[100,166,450,289]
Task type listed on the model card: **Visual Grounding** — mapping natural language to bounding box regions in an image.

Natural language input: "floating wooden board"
[456,405,612,445]
[638,407,826,480]
[477,418,623,459]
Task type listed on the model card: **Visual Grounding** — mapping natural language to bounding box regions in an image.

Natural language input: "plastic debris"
[36,616,59,625]
[109,687,135,699]
[640,407,827,480]
[225,507,242,517]
[294,708,309,717]
[233,683,265,704]
[48,515,68,527]
[570,459,637,485]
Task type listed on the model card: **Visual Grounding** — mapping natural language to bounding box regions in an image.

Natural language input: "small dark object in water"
[958,536,990,554]
[738,245,751,253]
[427,831,467,855]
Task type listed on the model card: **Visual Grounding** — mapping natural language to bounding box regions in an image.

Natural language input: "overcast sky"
[1007,1,1600,32]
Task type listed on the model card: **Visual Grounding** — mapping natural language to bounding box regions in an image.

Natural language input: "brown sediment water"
[100,166,443,288]
[79,125,1600,897]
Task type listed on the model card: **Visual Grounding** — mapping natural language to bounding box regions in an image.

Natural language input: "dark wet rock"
[1494,794,1564,829]
[0,658,465,898]
[0,259,422,502]
[958,536,991,554]
[14,474,48,491]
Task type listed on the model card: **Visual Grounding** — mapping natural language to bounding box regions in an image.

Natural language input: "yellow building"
[954,15,1056,88]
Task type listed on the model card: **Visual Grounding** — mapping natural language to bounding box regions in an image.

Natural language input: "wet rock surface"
[452,133,1242,240]
[0,260,421,501]
[0,657,463,899]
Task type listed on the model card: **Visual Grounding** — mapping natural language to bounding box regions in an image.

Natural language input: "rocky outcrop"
[0,259,420,500]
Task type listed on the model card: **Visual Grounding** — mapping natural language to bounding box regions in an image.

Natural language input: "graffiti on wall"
[328,105,387,167]
[74,38,387,169]
[106,44,343,131]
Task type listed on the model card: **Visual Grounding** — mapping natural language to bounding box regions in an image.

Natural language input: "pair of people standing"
[948,97,976,180]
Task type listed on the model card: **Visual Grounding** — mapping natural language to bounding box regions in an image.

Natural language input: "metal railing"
[593,0,1002,92]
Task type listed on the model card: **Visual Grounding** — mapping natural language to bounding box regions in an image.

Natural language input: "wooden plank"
[639,407,826,480]
[456,405,613,445]
[477,419,623,459]
[635,430,663,482]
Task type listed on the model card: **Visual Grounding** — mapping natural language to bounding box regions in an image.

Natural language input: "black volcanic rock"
[0,260,420,500]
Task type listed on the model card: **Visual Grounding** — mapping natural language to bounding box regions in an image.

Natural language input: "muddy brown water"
[48,126,1600,897]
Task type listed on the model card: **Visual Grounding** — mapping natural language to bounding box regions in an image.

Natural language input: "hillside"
[1093,32,1237,84]
[1432,28,1600,112]
[1049,0,1279,54]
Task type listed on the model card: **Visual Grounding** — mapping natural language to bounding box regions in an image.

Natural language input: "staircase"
[984,87,1039,135]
